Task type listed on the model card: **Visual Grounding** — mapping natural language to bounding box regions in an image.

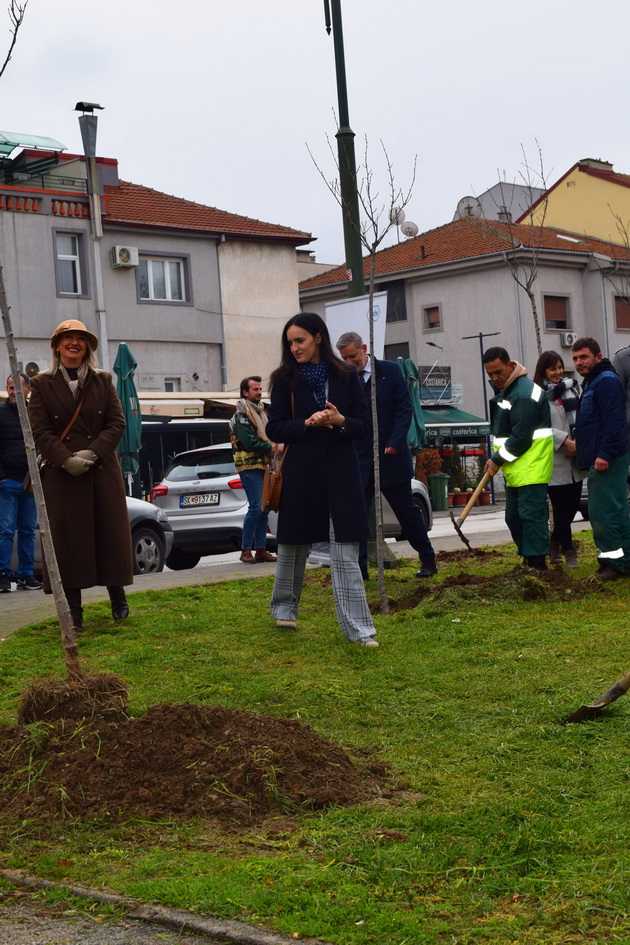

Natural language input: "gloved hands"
[74,449,97,463]
[62,454,94,476]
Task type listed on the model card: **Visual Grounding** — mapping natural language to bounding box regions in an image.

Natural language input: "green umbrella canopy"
[113,342,142,476]
[397,358,427,455]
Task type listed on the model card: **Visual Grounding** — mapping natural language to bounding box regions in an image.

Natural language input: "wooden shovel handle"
[455,471,492,527]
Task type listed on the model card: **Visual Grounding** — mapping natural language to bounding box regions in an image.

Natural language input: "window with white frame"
[139,256,186,302]
[54,230,88,297]
[164,377,181,392]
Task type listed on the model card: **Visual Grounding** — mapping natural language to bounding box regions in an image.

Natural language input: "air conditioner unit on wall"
[561,331,578,348]
[111,245,139,268]
[21,359,48,378]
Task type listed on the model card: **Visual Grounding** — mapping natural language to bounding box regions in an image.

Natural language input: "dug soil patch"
[0,702,386,827]
[377,565,605,613]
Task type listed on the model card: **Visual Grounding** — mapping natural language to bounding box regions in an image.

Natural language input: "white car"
[151,443,433,570]
[14,497,174,577]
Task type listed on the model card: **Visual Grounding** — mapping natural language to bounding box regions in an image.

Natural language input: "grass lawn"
[0,532,629,944]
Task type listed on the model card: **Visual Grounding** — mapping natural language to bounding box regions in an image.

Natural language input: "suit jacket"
[356,357,413,489]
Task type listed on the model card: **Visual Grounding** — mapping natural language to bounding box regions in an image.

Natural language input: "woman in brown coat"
[29,319,133,630]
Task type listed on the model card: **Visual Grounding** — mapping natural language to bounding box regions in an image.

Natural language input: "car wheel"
[132,526,165,575]
[166,548,201,571]
[413,494,431,531]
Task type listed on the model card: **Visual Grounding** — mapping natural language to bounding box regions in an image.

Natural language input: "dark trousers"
[359,477,434,572]
[547,480,583,550]
[505,483,550,558]
[587,454,630,573]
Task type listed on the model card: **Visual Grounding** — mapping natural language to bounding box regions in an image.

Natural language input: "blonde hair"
[44,341,100,376]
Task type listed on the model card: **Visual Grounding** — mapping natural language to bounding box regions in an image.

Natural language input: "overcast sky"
[2,0,628,263]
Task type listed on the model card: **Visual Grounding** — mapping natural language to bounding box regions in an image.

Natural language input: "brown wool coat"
[29,370,133,592]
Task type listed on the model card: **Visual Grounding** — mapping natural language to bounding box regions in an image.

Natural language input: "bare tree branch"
[0,0,28,80]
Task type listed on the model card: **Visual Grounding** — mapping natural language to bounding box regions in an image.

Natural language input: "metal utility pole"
[76,102,110,371]
[323,0,365,297]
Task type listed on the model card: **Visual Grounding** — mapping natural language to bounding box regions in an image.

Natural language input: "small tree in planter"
[414,448,442,483]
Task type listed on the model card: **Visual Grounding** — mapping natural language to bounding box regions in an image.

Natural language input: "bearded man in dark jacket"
[573,336,630,580]
[0,373,41,592]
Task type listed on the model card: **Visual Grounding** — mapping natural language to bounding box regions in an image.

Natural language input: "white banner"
[324,291,388,359]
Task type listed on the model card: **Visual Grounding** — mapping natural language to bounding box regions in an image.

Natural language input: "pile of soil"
[376,565,605,613]
[0,699,386,826]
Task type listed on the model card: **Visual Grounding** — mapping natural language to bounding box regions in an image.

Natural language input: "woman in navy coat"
[267,313,378,646]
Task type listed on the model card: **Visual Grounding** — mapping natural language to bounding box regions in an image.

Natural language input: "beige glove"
[62,454,94,476]
[75,449,97,463]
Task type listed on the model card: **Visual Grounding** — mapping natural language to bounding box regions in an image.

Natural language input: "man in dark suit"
[336,331,436,579]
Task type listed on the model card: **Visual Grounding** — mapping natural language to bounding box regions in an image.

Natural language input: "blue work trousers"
[239,468,269,551]
[0,478,37,575]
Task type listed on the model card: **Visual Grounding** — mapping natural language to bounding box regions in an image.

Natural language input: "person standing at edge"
[572,336,630,580]
[267,313,378,646]
[483,346,553,571]
[28,320,134,630]
[336,331,436,580]
[0,373,42,592]
[229,376,277,564]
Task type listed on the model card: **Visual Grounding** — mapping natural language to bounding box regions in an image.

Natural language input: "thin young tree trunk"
[367,251,389,614]
[0,262,82,679]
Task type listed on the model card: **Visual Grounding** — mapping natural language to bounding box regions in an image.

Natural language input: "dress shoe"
[416,561,437,578]
[107,586,130,620]
[240,550,256,564]
[255,549,277,562]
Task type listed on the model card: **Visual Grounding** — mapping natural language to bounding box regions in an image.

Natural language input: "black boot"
[525,555,548,572]
[107,586,129,620]
[64,587,83,633]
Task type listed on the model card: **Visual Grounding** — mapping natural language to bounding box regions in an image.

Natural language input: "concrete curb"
[1,871,334,945]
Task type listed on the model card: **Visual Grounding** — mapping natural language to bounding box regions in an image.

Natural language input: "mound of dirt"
[0,702,386,826]
[375,565,605,613]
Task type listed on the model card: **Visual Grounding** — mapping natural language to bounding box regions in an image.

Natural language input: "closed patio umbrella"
[113,342,142,495]
[397,357,426,455]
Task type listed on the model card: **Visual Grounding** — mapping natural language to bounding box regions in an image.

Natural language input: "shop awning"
[421,405,490,437]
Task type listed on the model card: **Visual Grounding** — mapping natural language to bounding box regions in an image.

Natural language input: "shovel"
[561,671,630,724]
[449,471,492,550]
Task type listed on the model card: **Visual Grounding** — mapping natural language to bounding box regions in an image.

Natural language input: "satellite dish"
[400,220,419,238]
[456,196,483,219]
[390,206,406,226]
[25,361,42,378]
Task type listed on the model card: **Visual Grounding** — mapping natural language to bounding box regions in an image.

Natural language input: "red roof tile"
[299,217,630,290]
[104,180,313,244]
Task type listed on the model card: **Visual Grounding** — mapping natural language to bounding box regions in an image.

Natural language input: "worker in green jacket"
[483,346,554,570]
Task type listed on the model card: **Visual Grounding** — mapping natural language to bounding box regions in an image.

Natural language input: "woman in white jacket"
[533,351,586,568]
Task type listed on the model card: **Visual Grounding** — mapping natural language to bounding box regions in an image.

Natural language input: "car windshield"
[166,449,236,481]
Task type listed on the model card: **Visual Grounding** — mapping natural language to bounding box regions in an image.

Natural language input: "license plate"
[180,493,219,507]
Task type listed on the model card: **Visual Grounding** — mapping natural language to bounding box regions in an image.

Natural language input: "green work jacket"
[489,375,553,487]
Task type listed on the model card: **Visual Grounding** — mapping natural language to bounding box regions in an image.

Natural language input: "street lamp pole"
[324,0,365,297]
[462,330,501,422]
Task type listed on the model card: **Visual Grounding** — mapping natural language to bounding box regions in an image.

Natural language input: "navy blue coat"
[267,367,371,544]
[355,357,413,489]
[575,359,628,470]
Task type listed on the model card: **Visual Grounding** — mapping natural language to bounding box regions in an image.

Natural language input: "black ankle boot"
[64,587,83,633]
[107,586,129,620]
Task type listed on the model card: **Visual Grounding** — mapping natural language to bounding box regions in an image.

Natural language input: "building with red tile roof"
[516,158,630,246]
[0,145,314,407]
[299,216,630,419]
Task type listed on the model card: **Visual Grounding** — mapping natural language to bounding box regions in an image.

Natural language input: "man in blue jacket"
[0,373,42,592]
[572,337,630,580]
[336,332,436,579]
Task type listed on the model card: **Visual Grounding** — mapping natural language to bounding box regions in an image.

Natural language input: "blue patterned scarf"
[299,361,328,409]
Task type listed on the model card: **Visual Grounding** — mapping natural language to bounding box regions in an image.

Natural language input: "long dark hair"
[533,350,564,388]
[270,312,351,389]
